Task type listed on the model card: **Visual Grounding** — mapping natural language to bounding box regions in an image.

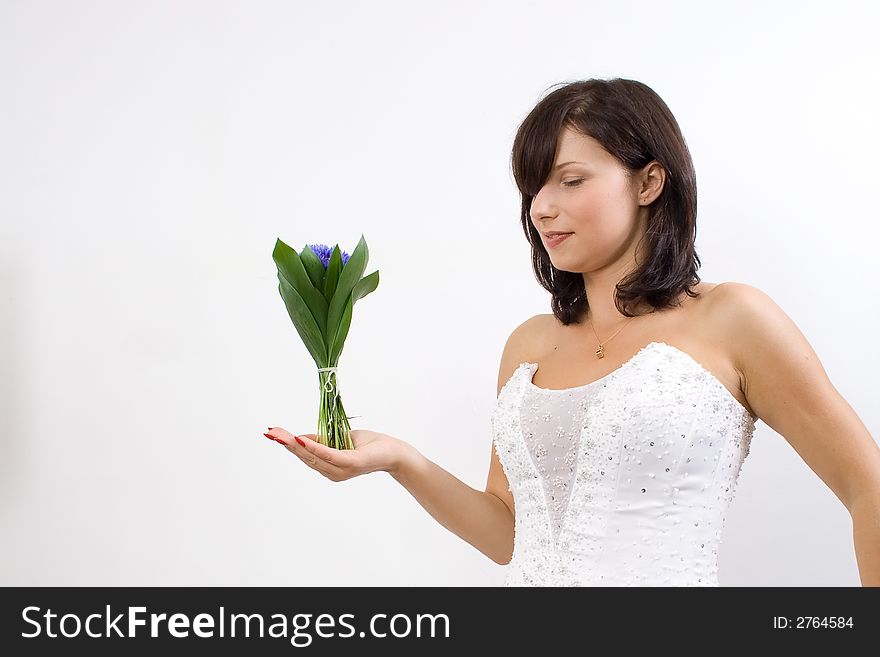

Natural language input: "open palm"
[263,427,406,481]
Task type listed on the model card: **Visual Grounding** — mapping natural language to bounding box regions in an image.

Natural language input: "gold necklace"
[588,314,637,359]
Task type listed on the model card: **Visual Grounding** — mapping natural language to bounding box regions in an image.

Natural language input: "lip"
[544,232,573,248]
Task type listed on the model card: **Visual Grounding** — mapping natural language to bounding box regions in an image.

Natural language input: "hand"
[263,427,409,481]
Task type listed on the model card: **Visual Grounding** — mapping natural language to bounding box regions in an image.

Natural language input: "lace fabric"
[491,341,756,586]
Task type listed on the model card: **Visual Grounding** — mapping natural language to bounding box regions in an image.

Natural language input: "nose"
[529,183,556,224]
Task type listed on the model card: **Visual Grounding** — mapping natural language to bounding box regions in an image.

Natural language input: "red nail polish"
[268,427,274,430]
[274,438,286,445]
[263,433,274,440]
[295,436,305,447]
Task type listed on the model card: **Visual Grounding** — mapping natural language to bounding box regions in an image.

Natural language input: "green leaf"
[277,276,328,366]
[329,292,353,363]
[322,246,343,302]
[300,244,326,291]
[273,238,329,336]
[352,270,380,304]
[327,234,368,338]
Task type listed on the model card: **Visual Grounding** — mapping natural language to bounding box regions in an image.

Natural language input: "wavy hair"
[510,78,702,326]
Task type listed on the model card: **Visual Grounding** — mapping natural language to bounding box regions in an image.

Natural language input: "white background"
[1,0,877,586]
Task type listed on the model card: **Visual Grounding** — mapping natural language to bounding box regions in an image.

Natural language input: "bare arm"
[388,443,514,565]
[267,315,543,567]
[385,316,543,565]
[716,283,880,585]
[268,427,516,564]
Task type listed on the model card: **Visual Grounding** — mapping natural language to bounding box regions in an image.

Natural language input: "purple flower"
[308,243,350,269]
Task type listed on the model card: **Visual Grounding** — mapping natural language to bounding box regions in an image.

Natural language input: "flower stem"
[316,368,354,450]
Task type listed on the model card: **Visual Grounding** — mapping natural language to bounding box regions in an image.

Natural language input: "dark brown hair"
[510,77,702,326]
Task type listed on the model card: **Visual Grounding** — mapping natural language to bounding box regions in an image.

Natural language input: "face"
[530,126,656,273]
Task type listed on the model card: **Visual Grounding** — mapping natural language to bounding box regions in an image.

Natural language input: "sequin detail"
[490,341,756,586]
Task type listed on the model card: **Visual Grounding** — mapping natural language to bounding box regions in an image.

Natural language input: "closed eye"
[563,179,583,187]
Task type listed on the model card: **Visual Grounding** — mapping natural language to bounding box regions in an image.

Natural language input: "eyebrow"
[553,160,587,169]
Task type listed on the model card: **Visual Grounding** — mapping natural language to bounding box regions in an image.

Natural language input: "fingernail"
[268,427,274,430]
[274,438,286,445]
[295,436,305,447]
[263,433,274,440]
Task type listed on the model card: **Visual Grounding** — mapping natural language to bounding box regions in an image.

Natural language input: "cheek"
[570,193,603,223]
[571,193,619,234]
[568,194,633,250]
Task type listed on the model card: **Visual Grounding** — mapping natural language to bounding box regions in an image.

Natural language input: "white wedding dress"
[491,341,757,586]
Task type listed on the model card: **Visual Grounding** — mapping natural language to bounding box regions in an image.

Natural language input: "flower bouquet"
[272,234,379,450]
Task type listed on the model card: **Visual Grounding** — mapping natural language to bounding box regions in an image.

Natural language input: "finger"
[294,445,348,481]
[262,432,287,447]
[264,428,304,452]
[265,427,296,445]
[292,436,355,480]
[266,428,309,452]
[287,433,354,469]
[265,429,350,479]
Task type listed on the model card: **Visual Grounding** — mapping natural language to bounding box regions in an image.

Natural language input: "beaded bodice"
[491,341,757,586]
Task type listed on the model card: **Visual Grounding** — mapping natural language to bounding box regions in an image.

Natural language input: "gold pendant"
[595,344,605,358]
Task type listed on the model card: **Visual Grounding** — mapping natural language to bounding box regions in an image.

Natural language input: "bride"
[264,78,880,587]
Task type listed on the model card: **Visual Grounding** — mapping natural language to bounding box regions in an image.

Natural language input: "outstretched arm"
[268,427,515,565]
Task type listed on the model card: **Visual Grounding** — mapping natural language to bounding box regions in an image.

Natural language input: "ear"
[639,161,666,204]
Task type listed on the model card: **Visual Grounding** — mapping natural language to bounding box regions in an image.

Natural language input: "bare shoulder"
[702,281,780,343]
[703,280,828,410]
[705,284,880,513]
[496,314,546,396]
[704,280,757,301]
[702,281,770,375]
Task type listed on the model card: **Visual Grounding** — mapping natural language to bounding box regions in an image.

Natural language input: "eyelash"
[563,179,583,187]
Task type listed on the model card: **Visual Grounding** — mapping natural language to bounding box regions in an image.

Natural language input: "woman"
[265,78,880,586]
